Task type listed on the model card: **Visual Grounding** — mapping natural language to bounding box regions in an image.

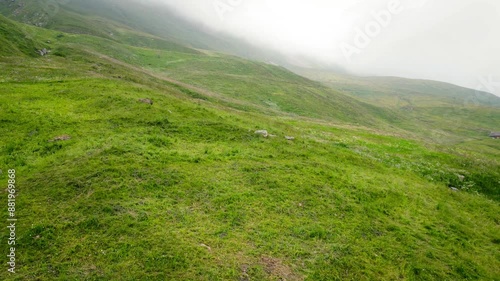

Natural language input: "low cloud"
[139,0,500,95]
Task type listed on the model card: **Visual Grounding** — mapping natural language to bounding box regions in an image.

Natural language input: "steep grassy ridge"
[0,14,42,56]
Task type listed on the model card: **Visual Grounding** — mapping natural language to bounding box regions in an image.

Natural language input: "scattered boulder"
[285,136,295,141]
[139,98,153,105]
[457,174,465,182]
[449,186,459,192]
[38,48,49,56]
[199,243,211,251]
[49,135,71,142]
[255,130,269,138]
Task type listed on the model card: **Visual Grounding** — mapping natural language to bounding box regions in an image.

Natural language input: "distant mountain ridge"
[1,0,355,72]
[291,67,500,108]
[0,0,300,66]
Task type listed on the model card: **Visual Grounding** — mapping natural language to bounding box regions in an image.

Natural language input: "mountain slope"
[1,0,404,127]
[4,0,497,137]
[293,68,500,108]
[293,67,500,142]
[0,5,499,281]
[0,14,43,56]
[0,0,294,65]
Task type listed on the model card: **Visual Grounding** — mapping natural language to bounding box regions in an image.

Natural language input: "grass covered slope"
[1,62,499,281]
[0,4,402,127]
[293,68,500,143]
[0,11,499,281]
[0,14,43,57]
[3,0,483,130]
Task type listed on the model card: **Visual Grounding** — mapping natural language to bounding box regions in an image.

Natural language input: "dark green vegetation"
[0,1,499,280]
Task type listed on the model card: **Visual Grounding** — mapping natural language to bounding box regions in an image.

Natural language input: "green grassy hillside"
[293,68,500,143]
[9,0,492,144]
[0,14,42,57]
[0,7,499,281]
[5,15,401,127]
[0,0,291,64]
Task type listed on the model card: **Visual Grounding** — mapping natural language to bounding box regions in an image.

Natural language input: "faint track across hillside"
[79,47,415,140]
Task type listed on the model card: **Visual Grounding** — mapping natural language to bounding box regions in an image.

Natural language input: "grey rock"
[138,98,153,105]
[49,135,71,142]
[38,48,49,56]
[255,130,269,138]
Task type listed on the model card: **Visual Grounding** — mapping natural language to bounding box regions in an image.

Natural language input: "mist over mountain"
[67,0,342,69]
[139,0,500,96]
[4,0,499,95]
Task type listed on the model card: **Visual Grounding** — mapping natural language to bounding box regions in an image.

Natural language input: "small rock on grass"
[255,130,269,138]
[49,135,71,142]
[138,98,153,105]
[38,48,49,56]
[199,243,211,251]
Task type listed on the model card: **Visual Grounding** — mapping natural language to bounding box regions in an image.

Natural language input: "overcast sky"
[146,0,500,95]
